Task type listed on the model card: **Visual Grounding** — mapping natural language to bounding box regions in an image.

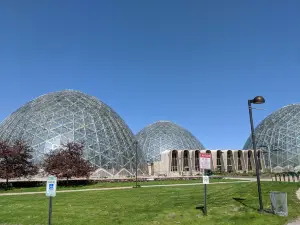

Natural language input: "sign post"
[46,176,57,225]
[200,153,211,216]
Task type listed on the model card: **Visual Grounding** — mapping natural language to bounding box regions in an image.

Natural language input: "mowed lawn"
[0,182,299,225]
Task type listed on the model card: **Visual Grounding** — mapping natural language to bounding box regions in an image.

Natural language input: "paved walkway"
[286,188,300,225]
[224,177,273,181]
[0,180,253,196]
[286,189,300,225]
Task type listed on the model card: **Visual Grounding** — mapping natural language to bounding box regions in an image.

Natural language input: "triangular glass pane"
[95,122,104,131]
[76,128,85,135]
[61,126,69,134]
[63,131,74,140]
[74,117,84,124]
[48,131,58,139]
[85,128,95,136]
[37,131,49,140]
[62,117,73,124]
[84,116,93,125]
[86,124,95,131]
[54,117,64,125]
[64,123,73,130]
[37,143,45,153]
[51,136,61,146]
[86,138,94,146]
[74,131,84,139]
[87,133,96,140]
[74,122,83,130]
[37,126,47,134]
[32,136,44,146]
[51,126,62,134]
[27,127,38,134]
[49,121,60,130]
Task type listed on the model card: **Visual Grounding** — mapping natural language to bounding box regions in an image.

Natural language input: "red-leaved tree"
[43,142,95,181]
[0,139,38,189]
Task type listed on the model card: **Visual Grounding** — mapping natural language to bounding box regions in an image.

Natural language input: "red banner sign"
[200,153,211,169]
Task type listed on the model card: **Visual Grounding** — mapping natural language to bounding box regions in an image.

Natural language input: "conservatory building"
[149,149,266,176]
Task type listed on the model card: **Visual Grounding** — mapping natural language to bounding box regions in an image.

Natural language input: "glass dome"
[136,121,205,162]
[244,104,300,167]
[0,90,144,173]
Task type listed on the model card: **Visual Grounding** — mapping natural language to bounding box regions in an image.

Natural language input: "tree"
[0,140,38,189]
[43,142,95,181]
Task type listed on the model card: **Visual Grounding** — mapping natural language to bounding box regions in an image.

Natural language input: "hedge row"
[0,176,224,189]
[0,180,92,189]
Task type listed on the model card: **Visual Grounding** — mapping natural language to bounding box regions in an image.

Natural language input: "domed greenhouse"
[0,90,145,174]
[244,104,300,168]
[136,121,205,162]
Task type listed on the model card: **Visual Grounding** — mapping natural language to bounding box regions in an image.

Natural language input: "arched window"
[183,150,189,171]
[195,150,200,171]
[227,151,233,173]
[248,151,253,171]
[238,151,243,171]
[217,150,223,172]
[171,150,178,171]
[257,151,262,170]
[205,150,212,174]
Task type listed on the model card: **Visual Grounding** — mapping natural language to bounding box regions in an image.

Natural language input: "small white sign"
[46,176,57,197]
[200,153,211,170]
[203,176,209,184]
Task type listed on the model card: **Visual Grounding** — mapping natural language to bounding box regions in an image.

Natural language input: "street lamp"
[135,140,138,188]
[248,96,265,212]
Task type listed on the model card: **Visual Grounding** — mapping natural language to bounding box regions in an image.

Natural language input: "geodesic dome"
[244,104,300,167]
[0,90,145,173]
[136,121,205,162]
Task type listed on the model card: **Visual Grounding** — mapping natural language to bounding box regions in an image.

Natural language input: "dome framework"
[0,90,145,174]
[244,104,300,167]
[136,121,205,163]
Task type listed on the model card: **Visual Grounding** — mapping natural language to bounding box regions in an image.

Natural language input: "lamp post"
[135,140,138,188]
[248,96,265,212]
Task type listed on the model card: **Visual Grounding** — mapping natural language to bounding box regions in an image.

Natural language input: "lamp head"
[250,96,265,104]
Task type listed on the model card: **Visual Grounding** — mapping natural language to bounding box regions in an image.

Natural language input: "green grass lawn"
[0,182,299,225]
[0,178,241,193]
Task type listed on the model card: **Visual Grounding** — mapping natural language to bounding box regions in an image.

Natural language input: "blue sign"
[46,176,57,197]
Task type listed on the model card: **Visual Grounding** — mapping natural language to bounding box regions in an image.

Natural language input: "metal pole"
[48,196,52,225]
[248,100,264,212]
[135,141,138,188]
[204,183,207,216]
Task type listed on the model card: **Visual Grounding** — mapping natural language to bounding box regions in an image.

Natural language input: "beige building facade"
[149,149,266,176]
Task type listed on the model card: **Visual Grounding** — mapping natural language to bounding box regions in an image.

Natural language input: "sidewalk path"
[0,180,253,196]
[286,189,300,225]
[224,177,273,181]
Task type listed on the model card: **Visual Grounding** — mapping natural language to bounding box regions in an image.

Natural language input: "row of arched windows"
[169,149,264,173]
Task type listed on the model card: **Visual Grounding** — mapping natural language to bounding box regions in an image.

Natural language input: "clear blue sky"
[0,1,299,149]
